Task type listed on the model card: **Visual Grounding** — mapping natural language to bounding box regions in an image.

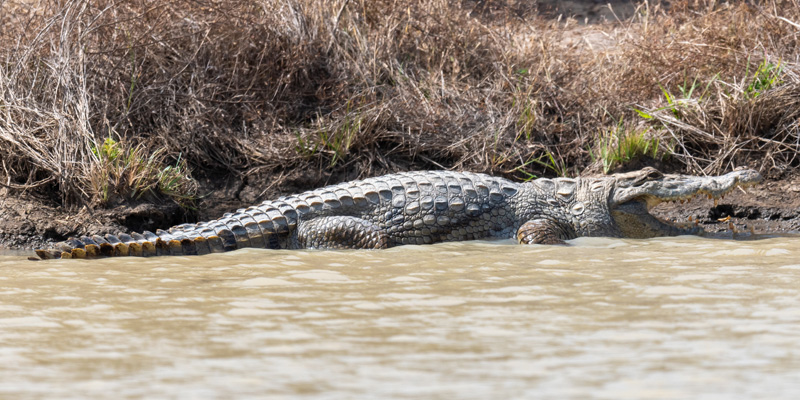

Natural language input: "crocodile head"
[607,167,762,238]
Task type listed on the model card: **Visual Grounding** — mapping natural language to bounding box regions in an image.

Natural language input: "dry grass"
[0,0,799,209]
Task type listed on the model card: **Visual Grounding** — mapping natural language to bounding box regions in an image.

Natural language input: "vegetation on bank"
[0,0,799,209]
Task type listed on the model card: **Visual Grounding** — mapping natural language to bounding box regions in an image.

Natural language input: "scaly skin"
[35,167,762,259]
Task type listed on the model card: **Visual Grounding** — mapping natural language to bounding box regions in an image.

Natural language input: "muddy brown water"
[1,236,800,399]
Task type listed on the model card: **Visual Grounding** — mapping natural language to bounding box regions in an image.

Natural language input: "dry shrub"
[0,0,799,210]
[605,0,800,175]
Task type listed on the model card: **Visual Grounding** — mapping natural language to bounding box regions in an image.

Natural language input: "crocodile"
[34,167,762,259]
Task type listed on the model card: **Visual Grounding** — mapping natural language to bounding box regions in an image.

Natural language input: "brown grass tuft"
[1,0,799,209]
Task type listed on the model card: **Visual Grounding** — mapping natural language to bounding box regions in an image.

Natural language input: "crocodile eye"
[630,168,663,186]
[645,168,663,180]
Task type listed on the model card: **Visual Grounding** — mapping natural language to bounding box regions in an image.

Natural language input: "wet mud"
[2,172,798,252]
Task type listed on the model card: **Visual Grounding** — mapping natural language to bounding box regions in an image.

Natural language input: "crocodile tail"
[33,228,206,259]
[33,199,303,259]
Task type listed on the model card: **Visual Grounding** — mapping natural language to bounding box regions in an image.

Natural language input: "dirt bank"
[2,170,798,254]
[654,173,800,237]
[2,1,799,253]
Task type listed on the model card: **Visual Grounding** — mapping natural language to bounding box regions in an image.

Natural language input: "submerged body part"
[35,167,762,259]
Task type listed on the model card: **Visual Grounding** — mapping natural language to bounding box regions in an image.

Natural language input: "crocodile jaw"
[608,169,762,239]
[611,199,703,238]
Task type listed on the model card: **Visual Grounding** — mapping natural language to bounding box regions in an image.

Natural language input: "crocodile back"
[280,171,523,246]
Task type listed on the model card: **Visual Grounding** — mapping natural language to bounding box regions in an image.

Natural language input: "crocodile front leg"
[297,216,389,249]
[516,219,576,245]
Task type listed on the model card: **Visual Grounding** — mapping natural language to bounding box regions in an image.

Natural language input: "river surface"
[1,236,800,399]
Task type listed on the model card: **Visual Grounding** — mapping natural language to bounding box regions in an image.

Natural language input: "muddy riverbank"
[2,170,798,252]
[2,1,799,253]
